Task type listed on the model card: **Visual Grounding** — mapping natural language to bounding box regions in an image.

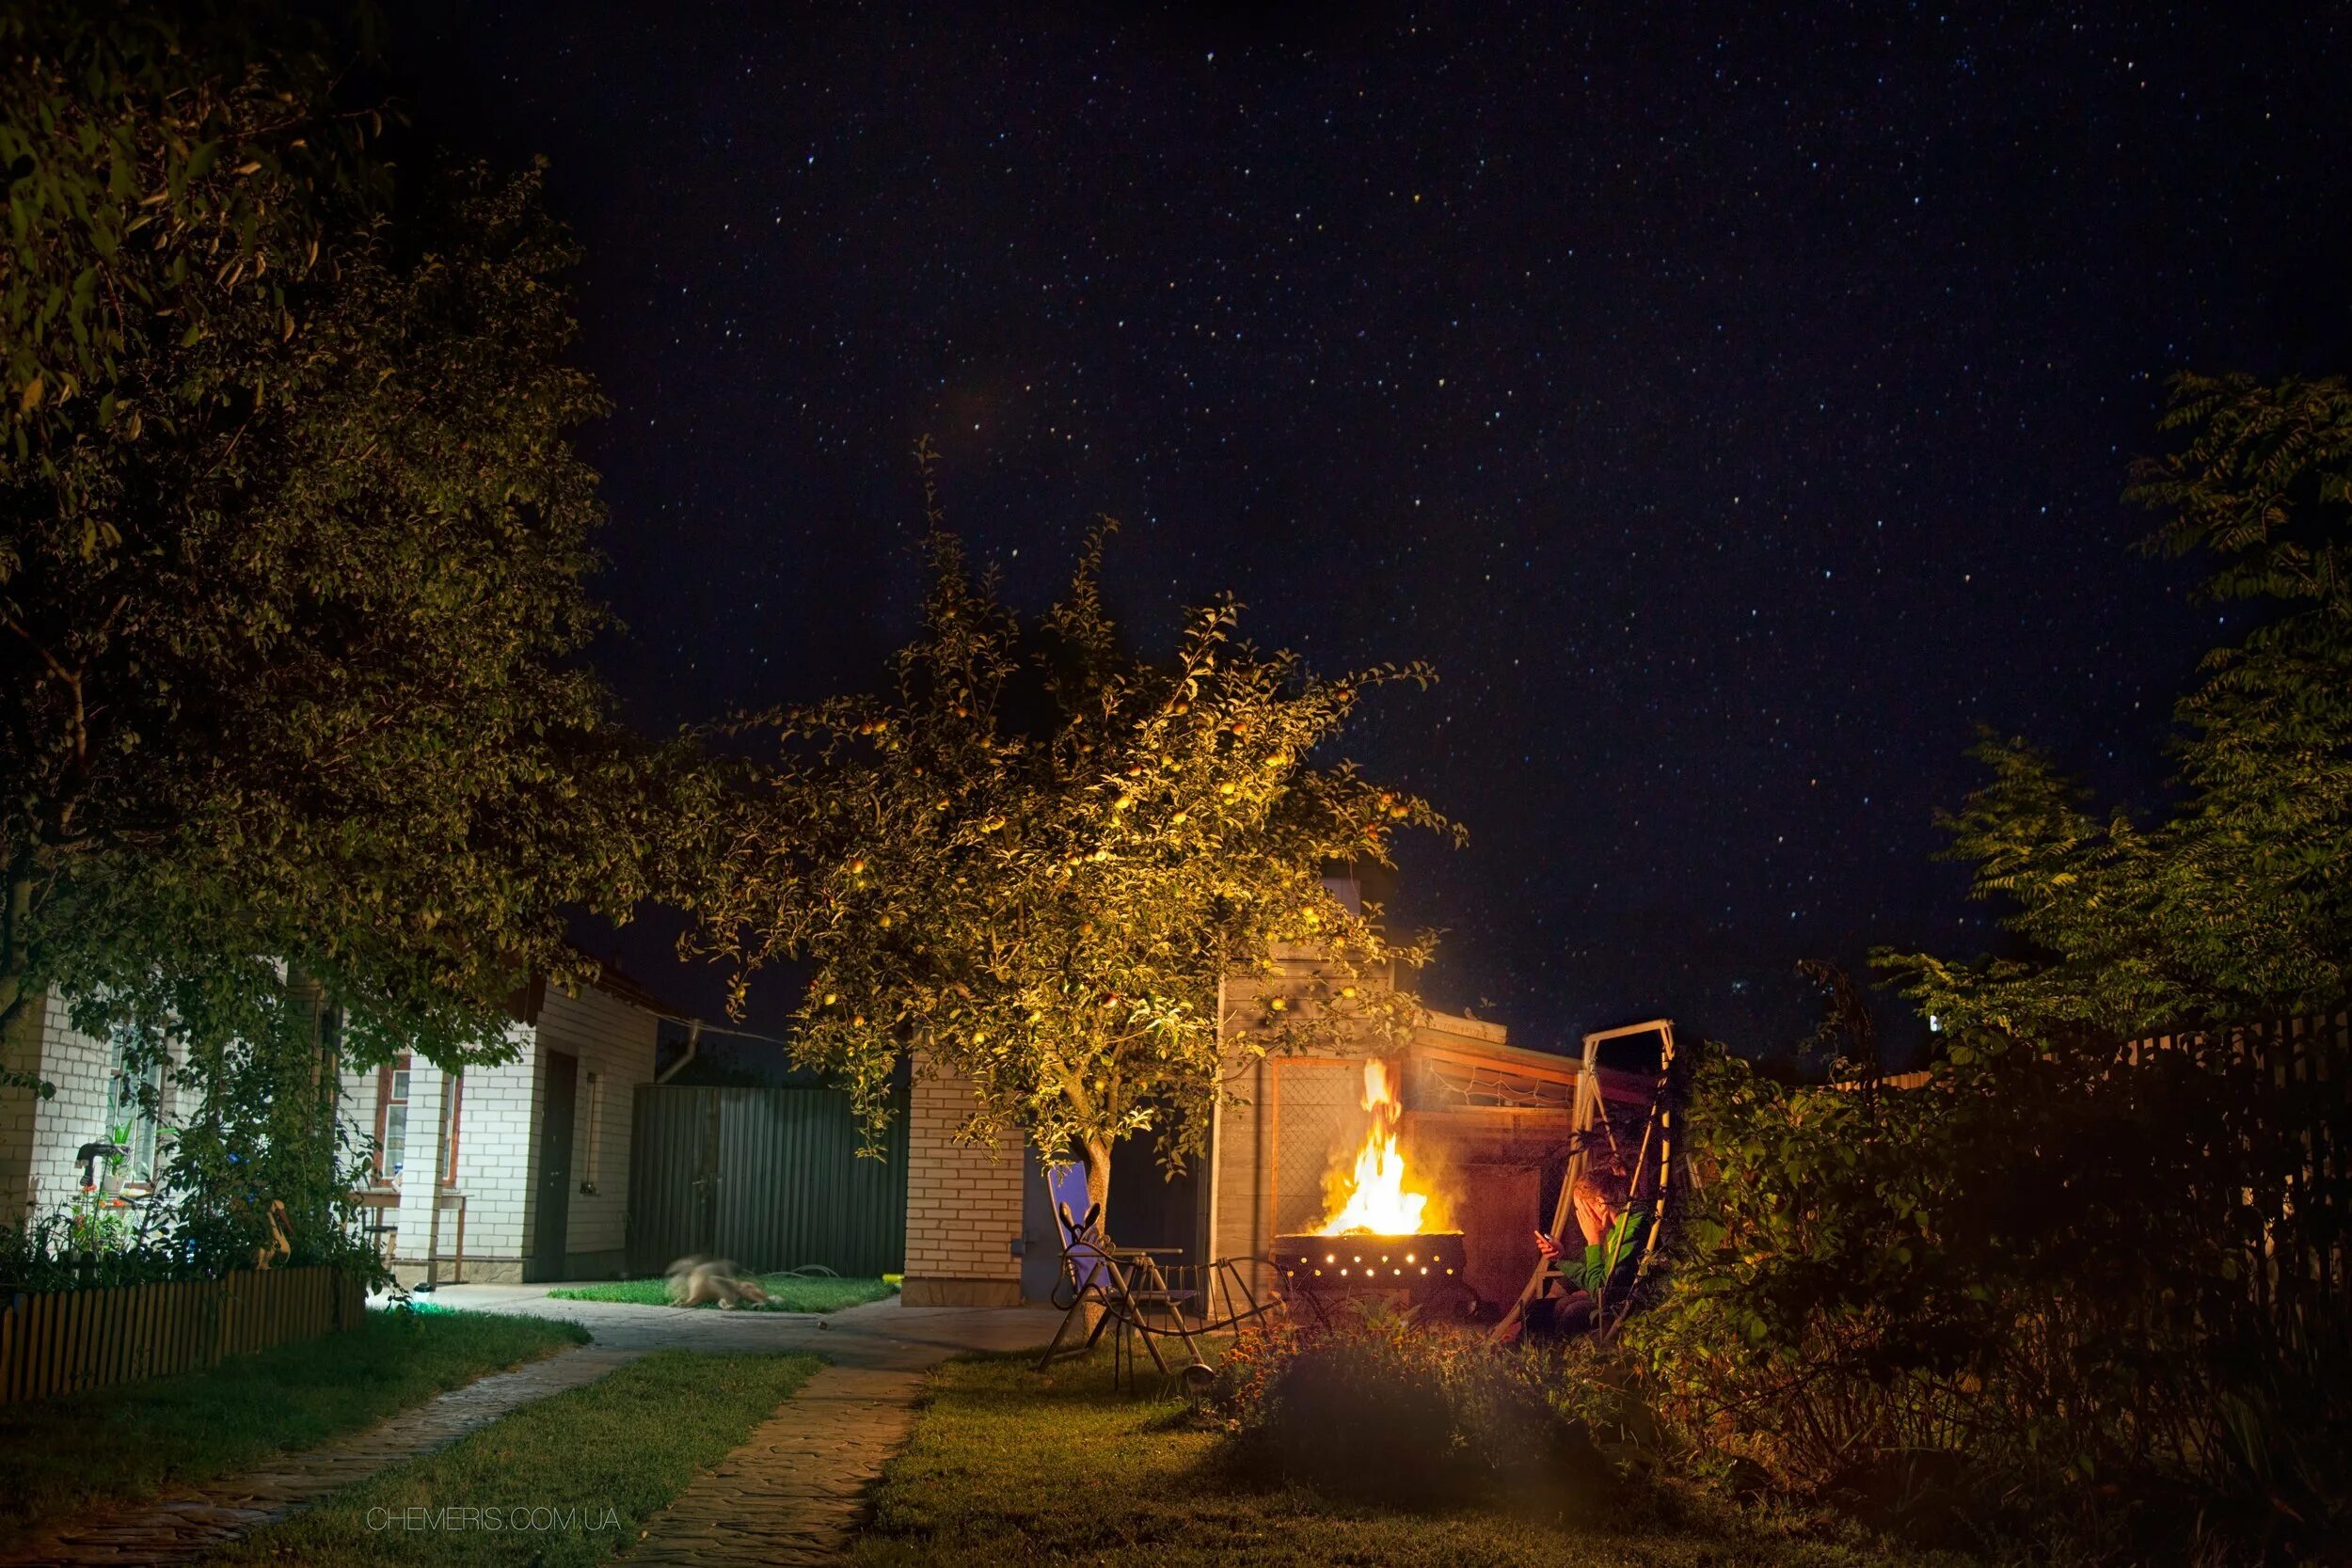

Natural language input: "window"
[104,1034,164,1183]
[580,1072,604,1195]
[438,1072,464,1187]
[374,1056,413,1181]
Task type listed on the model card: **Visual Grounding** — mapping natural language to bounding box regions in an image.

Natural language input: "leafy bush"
[0,1207,196,1291]
[1211,1306,1620,1513]
[0,1180,387,1293]
[1628,1041,2351,1561]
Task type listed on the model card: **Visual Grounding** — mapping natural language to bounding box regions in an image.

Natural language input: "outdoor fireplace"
[1271,1058,1473,1314]
[1270,1230,1468,1308]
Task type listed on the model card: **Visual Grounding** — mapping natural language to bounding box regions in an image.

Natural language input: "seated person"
[1518,1157,1647,1338]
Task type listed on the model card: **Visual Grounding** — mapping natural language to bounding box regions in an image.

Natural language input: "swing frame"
[1492,1018,1679,1342]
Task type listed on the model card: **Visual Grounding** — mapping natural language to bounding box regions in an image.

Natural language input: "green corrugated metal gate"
[627,1085,908,1278]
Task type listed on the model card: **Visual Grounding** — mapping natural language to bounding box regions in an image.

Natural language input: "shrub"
[1628,1041,2352,1562]
[1212,1304,1619,1513]
[0,1192,387,1293]
[0,1206,194,1291]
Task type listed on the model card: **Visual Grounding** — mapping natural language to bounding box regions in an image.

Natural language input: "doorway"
[529,1050,578,1281]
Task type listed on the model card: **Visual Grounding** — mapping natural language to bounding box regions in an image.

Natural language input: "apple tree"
[688,487,1459,1223]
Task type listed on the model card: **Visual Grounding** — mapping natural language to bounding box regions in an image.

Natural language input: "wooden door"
[529,1051,578,1281]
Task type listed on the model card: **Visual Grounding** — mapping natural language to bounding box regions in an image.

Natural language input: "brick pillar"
[900,1059,1025,1307]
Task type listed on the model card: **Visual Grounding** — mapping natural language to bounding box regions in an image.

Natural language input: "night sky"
[393,3,2351,1060]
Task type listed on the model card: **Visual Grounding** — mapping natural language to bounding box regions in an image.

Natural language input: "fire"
[1316,1058,1436,1235]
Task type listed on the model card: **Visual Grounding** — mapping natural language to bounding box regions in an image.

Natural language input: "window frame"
[103,1033,165,1184]
[438,1071,464,1188]
[373,1054,414,1183]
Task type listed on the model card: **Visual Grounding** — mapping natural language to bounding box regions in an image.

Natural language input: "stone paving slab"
[622,1364,929,1567]
[559,1295,1060,1566]
[0,1344,642,1568]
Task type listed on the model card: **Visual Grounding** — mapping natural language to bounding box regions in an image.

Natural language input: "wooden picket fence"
[0,1265,366,1405]
[2122,1008,2352,1359]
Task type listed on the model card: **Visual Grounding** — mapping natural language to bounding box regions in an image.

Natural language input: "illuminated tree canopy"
[1,2,699,1107]
[689,479,1459,1216]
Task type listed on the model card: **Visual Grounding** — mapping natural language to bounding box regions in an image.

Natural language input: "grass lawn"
[853,1352,1976,1568]
[206,1348,822,1566]
[0,1307,588,1554]
[547,1271,898,1312]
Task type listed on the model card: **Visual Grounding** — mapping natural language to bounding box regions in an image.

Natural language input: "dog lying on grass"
[664,1256,773,1309]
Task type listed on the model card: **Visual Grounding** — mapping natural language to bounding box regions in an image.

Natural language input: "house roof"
[1409,1019,1658,1108]
[581,959,689,1022]
[505,951,691,1027]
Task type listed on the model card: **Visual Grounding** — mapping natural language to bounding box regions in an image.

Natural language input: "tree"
[1756,372,2352,1547]
[1878,372,2352,1044]
[688,473,1458,1222]
[1,3,697,1260]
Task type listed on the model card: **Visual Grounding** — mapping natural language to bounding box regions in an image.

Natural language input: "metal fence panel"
[630,1084,907,1278]
[626,1088,720,1277]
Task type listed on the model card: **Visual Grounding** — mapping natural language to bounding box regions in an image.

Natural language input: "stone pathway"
[426,1289,1057,1566]
[0,1288,1049,1568]
[1,1343,643,1567]
[0,1289,1057,1568]
[623,1364,929,1566]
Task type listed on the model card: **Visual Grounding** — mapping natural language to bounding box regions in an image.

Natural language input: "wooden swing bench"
[1494,1018,1685,1344]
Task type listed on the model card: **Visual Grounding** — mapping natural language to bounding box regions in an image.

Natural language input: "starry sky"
[392,2,2351,1059]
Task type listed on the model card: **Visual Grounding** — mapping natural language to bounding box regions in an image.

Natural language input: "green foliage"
[1632,1041,2349,1557]
[0,0,385,441]
[1879,372,2352,1043]
[1209,1307,1626,1512]
[0,1204,164,1289]
[0,3,709,1271]
[1634,373,2352,1561]
[688,464,1457,1216]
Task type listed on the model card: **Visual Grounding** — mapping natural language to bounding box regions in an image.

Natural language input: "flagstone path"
[442,1289,1058,1566]
[0,1341,643,1567]
[0,1290,1056,1568]
[620,1363,931,1565]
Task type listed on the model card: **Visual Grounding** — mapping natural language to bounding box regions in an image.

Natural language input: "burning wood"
[1278,1058,1467,1313]
[1315,1058,1443,1236]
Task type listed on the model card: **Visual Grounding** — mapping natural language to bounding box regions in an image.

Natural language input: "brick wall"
[0,991,119,1223]
[446,1034,536,1280]
[338,1021,538,1285]
[0,995,52,1220]
[901,1055,1025,1307]
[335,984,657,1286]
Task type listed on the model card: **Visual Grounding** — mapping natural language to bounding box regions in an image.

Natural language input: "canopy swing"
[1492,1018,1682,1342]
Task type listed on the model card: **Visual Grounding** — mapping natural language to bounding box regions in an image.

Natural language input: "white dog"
[663,1255,772,1309]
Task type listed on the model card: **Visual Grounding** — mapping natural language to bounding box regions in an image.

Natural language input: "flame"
[1315,1058,1436,1235]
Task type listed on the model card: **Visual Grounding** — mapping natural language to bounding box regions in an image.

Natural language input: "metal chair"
[1034,1175,1213,1392]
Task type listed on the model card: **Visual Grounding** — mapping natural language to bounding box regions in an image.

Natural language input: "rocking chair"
[1035,1193,1216,1393]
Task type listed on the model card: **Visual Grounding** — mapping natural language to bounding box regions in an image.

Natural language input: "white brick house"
[0,965,676,1287]
[0,990,188,1224]
[340,970,675,1286]
[900,869,1605,1309]
[898,976,1562,1308]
